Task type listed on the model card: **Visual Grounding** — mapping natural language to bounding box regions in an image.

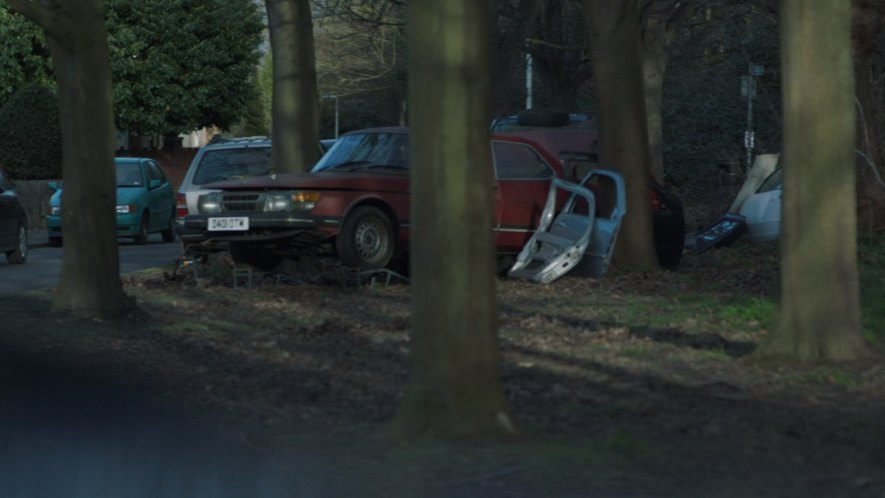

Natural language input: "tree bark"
[640,0,686,183]
[393,0,516,441]
[755,0,870,361]
[585,0,660,271]
[266,0,320,173]
[6,0,131,317]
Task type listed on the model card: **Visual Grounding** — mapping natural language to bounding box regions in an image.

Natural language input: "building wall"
[115,148,198,193]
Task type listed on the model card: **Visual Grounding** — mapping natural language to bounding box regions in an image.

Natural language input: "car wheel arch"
[335,201,400,269]
[341,198,400,234]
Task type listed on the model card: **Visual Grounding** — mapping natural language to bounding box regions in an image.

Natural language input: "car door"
[492,141,556,252]
[144,160,174,231]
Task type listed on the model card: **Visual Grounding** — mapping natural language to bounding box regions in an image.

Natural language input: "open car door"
[508,169,625,283]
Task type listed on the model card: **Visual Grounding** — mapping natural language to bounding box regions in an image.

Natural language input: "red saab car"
[183,127,682,271]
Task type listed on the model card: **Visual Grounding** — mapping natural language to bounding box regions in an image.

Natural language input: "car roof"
[202,137,271,149]
[336,126,577,165]
[114,157,156,165]
[340,127,409,136]
[494,128,599,156]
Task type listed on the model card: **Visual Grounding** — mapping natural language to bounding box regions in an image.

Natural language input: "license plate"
[208,217,249,231]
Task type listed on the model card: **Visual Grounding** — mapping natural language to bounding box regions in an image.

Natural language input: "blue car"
[46,157,176,246]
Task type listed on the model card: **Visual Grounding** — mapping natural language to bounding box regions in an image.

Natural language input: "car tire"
[48,236,62,247]
[134,214,149,245]
[161,215,176,242]
[336,206,396,270]
[229,242,281,272]
[5,224,27,264]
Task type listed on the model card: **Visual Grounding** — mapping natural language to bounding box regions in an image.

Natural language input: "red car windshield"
[312,132,410,172]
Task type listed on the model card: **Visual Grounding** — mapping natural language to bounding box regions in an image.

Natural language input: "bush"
[0,85,62,180]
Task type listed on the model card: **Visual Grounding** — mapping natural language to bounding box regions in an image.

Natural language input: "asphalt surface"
[0,228,184,297]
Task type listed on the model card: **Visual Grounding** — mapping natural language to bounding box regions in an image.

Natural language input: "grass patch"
[859,235,885,346]
[719,297,776,328]
[803,367,861,388]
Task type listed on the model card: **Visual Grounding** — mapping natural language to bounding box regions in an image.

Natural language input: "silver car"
[175,137,271,244]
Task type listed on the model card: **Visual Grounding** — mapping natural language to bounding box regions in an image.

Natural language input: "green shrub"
[0,85,62,180]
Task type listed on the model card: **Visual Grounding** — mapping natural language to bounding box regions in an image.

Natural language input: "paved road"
[0,233,183,297]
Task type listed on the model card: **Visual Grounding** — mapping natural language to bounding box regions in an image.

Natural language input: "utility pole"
[525,51,533,109]
[741,63,764,170]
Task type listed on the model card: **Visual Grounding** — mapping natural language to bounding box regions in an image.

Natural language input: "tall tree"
[313,0,408,129]
[0,5,52,105]
[5,0,131,317]
[105,0,264,137]
[1,0,264,137]
[640,0,690,182]
[265,0,320,173]
[585,0,660,271]
[393,0,516,440]
[755,0,870,361]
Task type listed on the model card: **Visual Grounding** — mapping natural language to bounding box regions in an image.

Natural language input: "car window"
[312,132,410,171]
[757,168,782,193]
[117,162,144,187]
[145,162,167,187]
[493,142,553,180]
[560,152,599,182]
[0,170,9,190]
[193,147,272,185]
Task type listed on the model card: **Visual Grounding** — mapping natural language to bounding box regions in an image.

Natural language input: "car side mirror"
[149,179,161,190]
[47,181,59,191]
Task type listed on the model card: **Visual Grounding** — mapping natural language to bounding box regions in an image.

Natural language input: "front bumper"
[182,212,328,245]
[116,212,142,236]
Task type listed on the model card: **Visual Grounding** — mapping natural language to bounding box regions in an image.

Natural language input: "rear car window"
[757,168,782,193]
[193,147,272,185]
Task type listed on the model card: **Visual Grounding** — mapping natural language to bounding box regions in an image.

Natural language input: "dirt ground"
[1,234,884,497]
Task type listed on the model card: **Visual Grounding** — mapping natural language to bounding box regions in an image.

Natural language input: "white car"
[738,167,782,242]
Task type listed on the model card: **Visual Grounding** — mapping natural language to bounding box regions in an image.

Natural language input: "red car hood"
[204,170,409,193]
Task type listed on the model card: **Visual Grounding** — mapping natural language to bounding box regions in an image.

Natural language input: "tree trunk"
[585,1,659,271]
[393,0,516,441]
[266,0,320,173]
[755,0,870,361]
[640,0,689,184]
[642,40,666,183]
[6,0,132,317]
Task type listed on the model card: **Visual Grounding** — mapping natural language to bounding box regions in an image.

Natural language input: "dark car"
[0,167,28,264]
[183,127,681,272]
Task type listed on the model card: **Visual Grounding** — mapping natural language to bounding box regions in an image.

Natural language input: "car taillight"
[651,190,661,212]
[175,193,188,218]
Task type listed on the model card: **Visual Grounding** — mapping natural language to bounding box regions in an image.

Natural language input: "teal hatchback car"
[46,157,176,246]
